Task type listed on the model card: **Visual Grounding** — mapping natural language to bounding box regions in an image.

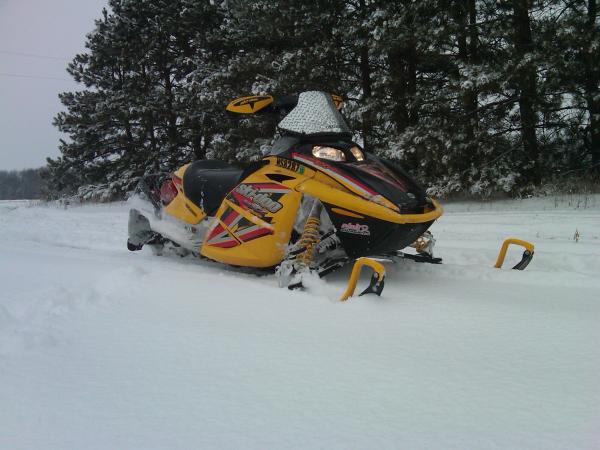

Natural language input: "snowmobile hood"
[291,153,441,223]
[342,158,429,213]
[277,91,352,138]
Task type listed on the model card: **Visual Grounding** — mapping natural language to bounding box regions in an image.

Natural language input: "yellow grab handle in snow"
[494,238,535,270]
[340,257,386,301]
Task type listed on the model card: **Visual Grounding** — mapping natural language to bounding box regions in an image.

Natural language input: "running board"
[393,251,442,264]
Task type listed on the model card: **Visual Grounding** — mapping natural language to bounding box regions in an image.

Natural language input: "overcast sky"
[0,0,107,170]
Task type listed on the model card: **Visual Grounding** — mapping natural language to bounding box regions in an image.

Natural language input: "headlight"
[312,146,346,162]
[350,146,364,161]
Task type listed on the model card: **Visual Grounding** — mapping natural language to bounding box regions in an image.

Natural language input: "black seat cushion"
[182,160,243,215]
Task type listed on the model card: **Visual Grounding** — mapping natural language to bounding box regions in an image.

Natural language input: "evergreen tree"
[543,0,600,174]
[51,0,223,198]
[47,0,598,200]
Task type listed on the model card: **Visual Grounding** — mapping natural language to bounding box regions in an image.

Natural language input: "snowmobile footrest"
[395,251,442,264]
[286,259,348,291]
[494,238,535,270]
[340,257,386,301]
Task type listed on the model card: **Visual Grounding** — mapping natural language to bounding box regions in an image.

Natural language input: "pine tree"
[51,0,224,198]
[47,0,597,200]
[544,0,600,173]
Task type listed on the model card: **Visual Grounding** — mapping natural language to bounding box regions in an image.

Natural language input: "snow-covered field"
[1,196,599,450]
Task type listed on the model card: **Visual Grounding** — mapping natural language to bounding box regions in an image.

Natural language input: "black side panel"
[324,203,434,258]
[341,163,423,212]
[379,158,428,204]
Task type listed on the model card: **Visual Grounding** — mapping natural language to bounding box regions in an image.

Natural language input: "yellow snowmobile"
[128,91,445,299]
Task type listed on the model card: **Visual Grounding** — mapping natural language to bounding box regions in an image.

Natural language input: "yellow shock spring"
[296,215,321,266]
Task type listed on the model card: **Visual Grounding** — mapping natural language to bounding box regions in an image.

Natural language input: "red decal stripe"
[209,239,239,248]
[238,227,272,241]
[250,183,290,190]
[171,174,183,188]
[292,153,377,195]
[231,191,252,208]
[206,223,225,241]
[222,210,239,226]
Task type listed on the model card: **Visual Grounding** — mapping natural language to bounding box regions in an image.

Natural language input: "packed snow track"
[1,197,599,449]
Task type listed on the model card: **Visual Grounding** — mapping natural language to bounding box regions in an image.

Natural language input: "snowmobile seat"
[182,160,243,215]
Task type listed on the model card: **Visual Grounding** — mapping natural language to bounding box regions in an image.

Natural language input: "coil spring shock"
[295,202,322,267]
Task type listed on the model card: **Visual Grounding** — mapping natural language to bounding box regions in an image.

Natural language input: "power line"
[0,72,72,82]
[0,49,69,61]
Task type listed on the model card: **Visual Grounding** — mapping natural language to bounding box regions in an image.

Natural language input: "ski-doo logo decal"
[340,223,370,236]
[276,157,304,174]
[291,153,378,199]
[231,183,288,215]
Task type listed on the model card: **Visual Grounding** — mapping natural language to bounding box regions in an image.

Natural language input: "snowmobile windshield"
[277,91,352,138]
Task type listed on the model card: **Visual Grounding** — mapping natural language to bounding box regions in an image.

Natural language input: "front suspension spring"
[295,202,323,266]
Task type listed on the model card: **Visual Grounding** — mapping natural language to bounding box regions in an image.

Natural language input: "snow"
[1,197,599,449]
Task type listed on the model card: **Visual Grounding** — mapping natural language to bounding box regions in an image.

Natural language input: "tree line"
[0,168,45,200]
[47,0,599,199]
